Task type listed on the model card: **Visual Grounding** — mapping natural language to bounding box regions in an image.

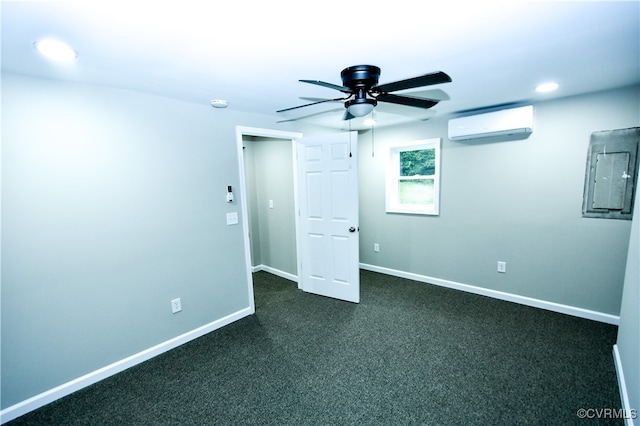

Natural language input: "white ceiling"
[2,1,639,130]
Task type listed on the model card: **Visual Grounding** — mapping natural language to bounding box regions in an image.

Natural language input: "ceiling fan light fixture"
[346,98,376,117]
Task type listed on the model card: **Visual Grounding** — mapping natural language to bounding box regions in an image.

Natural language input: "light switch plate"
[226,212,239,225]
[171,298,182,313]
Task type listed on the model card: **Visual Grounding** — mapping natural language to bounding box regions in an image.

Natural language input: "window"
[386,139,440,215]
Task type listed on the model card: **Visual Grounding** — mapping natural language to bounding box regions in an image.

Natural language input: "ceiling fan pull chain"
[371,111,375,157]
[349,120,353,157]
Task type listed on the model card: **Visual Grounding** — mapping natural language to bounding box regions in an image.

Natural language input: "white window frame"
[385,138,441,215]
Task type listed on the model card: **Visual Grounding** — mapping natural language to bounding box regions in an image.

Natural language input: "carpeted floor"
[7,270,622,425]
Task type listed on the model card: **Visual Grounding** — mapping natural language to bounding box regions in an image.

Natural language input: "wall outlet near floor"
[374,243,380,252]
[171,298,182,313]
[497,261,507,273]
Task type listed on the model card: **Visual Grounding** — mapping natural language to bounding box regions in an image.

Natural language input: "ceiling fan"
[277,65,452,120]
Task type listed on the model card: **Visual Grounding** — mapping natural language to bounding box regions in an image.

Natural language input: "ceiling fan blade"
[300,79,353,93]
[300,97,337,102]
[373,71,452,93]
[277,97,347,113]
[376,93,440,109]
[277,107,345,123]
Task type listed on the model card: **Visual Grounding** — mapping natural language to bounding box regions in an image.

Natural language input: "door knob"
[349,227,356,233]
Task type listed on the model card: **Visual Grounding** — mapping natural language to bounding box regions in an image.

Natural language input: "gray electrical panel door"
[582,127,639,219]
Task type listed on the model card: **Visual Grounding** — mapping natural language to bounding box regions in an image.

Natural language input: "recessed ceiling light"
[33,39,77,62]
[535,82,559,93]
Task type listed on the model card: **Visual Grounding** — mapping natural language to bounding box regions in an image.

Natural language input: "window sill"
[386,206,439,216]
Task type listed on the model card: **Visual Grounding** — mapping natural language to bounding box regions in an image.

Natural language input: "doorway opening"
[243,135,297,278]
[236,127,302,312]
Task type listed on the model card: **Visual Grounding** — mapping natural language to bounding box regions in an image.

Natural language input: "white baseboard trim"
[251,264,297,282]
[360,263,620,325]
[613,344,636,426]
[0,306,254,424]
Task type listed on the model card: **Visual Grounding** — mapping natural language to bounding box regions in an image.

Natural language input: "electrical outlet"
[374,243,380,252]
[497,261,507,273]
[171,298,182,313]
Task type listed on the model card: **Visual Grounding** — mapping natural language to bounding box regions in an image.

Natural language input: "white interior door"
[296,131,360,303]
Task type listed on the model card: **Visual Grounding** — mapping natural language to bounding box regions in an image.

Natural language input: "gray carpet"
[7,270,622,425]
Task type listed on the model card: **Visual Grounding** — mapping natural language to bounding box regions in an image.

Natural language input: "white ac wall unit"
[448,105,534,141]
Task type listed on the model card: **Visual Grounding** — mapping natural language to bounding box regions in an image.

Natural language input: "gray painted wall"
[243,137,297,275]
[243,138,262,267]
[2,71,638,413]
[0,73,285,409]
[358,86,639,316]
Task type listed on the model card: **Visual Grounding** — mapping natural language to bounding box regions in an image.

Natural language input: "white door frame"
[235,126,303,312]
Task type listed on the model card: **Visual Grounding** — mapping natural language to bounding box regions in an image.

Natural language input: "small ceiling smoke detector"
[210,99,228,108]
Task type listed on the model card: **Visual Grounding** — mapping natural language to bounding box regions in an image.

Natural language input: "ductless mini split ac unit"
[448,105,534,141]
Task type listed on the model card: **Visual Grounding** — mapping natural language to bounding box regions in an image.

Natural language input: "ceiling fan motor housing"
[341,65,381,90]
